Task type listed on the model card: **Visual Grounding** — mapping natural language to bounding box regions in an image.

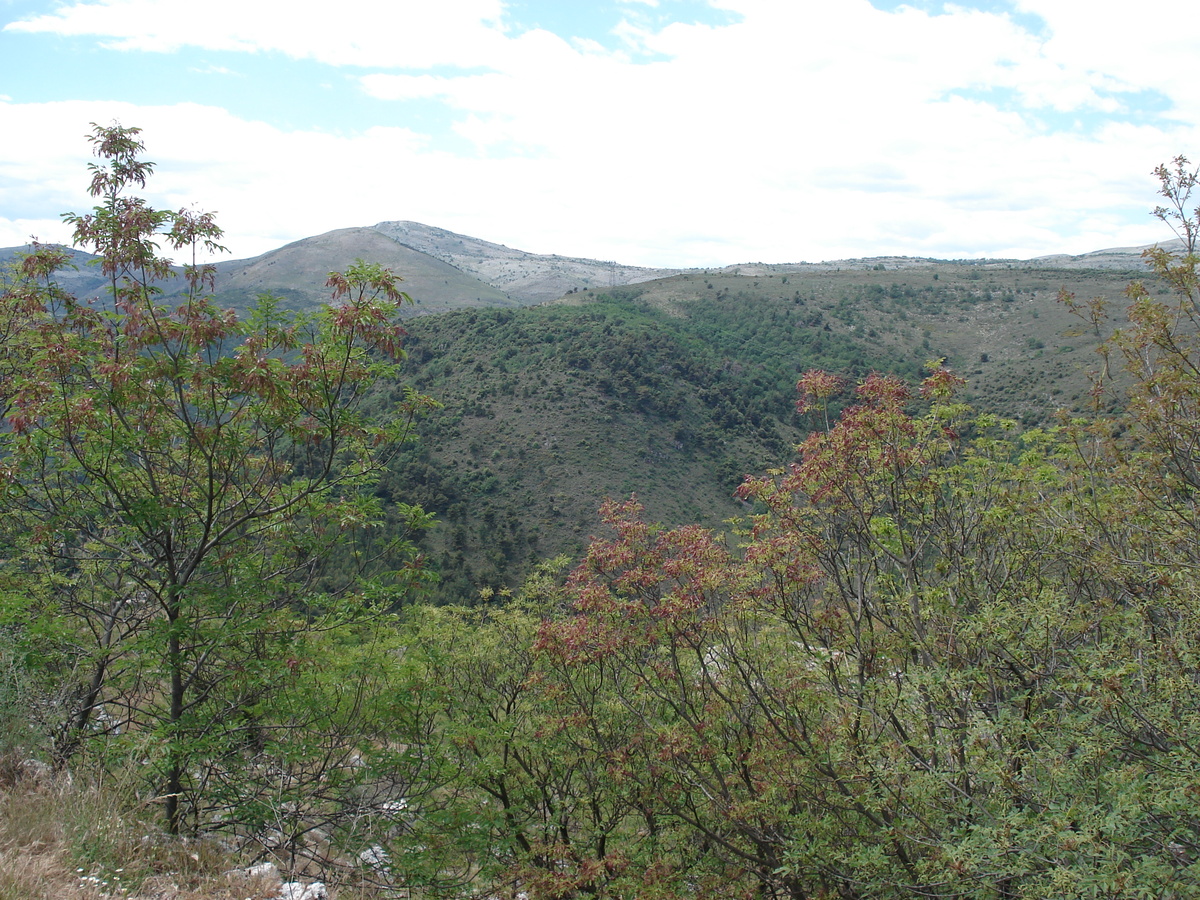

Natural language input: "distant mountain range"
[1,222,1179,314]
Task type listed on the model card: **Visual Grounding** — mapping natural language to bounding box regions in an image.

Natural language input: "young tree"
[0,124,435,835]
[383,558,668,899]
[538,356,1200,898]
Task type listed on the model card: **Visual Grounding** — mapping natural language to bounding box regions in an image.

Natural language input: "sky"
[1,0,1197,268]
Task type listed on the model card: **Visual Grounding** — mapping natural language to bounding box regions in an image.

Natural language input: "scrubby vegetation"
[3,129,1200,898]
[387,253,1138,600]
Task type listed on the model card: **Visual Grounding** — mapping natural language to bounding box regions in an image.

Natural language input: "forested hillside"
[388,261,1140,599]
[389,293,899,599]
[3,128,1200,900]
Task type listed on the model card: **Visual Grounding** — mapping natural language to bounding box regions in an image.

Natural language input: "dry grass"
[0,753,386,900]
[0,764,227,899]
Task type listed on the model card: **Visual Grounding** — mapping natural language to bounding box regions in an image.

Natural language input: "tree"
[534,252,1200,898]
[372,156,1200,898]
[0,124,435,835]
[379,558,669,899]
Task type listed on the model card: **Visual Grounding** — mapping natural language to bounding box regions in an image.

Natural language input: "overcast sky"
[1,0,1197,267]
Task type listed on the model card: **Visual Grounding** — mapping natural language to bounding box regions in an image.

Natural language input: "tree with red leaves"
[0,124,436,836]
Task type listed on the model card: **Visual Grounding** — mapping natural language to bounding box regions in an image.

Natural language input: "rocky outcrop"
[374,220,685,304]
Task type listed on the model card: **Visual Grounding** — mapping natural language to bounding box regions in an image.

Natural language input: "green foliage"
[387,252,1141,599]
[5,131,1200,899]
[364,159,1200,895]
[485,161,1200,897]
[524,359,1200,896]
[389,291,914,600]
[0,124,434,836]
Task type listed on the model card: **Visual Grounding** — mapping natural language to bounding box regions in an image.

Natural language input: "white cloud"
[2,1,1197,266]
[0,218,74,250]
[5,0,511,68]
[347,0,1197,262]
[1016,0,1200,116]
[0,99,454,260]
[188,63,237,75]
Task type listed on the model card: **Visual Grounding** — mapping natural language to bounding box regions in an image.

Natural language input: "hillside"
[0,245,109,299]
[208,226,521,314]
[379,258,1150,600]
[2,225,1167,602]
[577,262,1150,421]
[0,222,673,313]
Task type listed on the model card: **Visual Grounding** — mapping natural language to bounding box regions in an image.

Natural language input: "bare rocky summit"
[209,226,519,314]
[374,221,686,305]
[1029,237,1184,270]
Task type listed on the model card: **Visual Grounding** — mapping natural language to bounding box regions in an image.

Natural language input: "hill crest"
[2,225,1175,313]
[373,220,685,304]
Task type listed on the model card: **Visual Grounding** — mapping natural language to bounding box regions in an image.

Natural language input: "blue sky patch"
[867,0,1046,36]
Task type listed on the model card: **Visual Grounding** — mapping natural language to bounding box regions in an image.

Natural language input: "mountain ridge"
[2,224,1176,313]
[372,220,686,304]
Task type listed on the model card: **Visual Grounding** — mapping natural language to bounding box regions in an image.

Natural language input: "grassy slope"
[383,262,1148,602]
[1,229,522,318]
[206,227,521,315]
[0,765,383,899]
[619,264,1143,421]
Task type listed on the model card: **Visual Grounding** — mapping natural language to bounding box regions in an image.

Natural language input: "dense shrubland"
[2,129,1200,899]
[389,254,1130,601]
[388,280,931,601]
